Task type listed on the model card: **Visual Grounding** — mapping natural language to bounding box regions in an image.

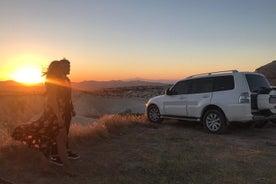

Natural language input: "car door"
[163,80,190,116]
[186,77,213,118]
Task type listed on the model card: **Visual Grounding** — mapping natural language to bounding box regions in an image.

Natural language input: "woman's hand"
[57,115,65,128]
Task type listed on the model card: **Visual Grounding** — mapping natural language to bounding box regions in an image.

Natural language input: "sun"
[11,66,45,85]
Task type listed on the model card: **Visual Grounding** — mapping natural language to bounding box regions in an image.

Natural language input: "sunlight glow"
[11,66,44,85]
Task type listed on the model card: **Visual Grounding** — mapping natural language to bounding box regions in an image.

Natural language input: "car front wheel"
[203,109,228,134]
[147,105,163,123]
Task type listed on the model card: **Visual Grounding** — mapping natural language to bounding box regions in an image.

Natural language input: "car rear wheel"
[203,109,228,134]
[147,105,163,123]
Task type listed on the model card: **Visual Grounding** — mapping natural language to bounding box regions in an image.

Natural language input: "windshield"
[245,74,271,92]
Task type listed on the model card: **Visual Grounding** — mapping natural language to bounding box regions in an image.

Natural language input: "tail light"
[239,92,250,103]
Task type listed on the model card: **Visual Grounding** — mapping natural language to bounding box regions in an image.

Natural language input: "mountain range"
[71,80,169,91]
[0,80,169,95]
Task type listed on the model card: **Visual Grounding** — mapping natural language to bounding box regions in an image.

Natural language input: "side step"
[161,115,201,122]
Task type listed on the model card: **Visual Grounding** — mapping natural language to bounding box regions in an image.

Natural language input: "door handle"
[202,95,210,98]
[179,97,186,100]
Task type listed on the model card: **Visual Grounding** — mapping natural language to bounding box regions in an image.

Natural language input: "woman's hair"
[44,60,63,84]
[59,58,70,64]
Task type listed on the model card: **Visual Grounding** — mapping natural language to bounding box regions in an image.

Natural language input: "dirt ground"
[1,119,276,184]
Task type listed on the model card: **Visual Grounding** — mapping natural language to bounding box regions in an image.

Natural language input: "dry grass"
[0,115,276,184]
[69,114,147,144]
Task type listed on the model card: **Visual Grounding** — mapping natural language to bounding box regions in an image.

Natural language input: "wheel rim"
[148,106,160,122]
[205,113,221,132]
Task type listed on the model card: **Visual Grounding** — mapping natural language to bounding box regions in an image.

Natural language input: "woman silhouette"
[12,60,76,176]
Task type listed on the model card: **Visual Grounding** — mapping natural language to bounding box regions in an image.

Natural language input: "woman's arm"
[70,101,76,117]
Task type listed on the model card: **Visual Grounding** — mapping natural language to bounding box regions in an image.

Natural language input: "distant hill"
[255,60,276,85]
[0,80,44,95]
[71,80,169,91]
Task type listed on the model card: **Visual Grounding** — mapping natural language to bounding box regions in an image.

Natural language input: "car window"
[245,74,271,92]
[189,78,213,94]
[171,80,190,95]
[213,76,234,91]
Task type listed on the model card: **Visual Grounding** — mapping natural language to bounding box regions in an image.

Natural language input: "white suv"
[146,70,276,133]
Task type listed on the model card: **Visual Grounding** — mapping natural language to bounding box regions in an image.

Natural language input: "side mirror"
[165,88,172,95]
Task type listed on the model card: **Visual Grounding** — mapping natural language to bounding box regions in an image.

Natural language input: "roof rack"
[187,70,238,78]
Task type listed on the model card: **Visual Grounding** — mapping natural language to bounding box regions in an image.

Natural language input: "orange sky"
[0,52,269,84]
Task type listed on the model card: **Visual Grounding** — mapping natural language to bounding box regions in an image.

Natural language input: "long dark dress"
[12,81,69,158]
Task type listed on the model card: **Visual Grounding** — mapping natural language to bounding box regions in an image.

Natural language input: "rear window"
[213,76,234,91]
[245,74,270,92]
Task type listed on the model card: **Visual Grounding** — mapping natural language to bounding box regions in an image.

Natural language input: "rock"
[255,60,276,85]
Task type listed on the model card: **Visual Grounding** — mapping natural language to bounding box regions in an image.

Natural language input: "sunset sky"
[0,0,275,83]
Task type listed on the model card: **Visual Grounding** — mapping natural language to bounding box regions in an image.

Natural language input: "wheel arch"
[201,105,227,121]
[147,103,158,109]
[147,102,163,114]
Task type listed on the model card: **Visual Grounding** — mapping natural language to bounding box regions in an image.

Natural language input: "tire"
[202,109,228,134]
[147,105,163,123]
[271,119,276,124]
